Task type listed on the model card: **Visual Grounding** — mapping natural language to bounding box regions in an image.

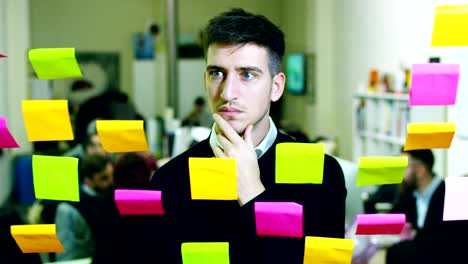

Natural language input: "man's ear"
[271,72,285,102]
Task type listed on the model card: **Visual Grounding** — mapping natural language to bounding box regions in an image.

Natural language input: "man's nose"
[220,74,238,101]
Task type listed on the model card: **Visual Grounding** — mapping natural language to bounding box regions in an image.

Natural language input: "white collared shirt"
[413,176,442,229]
[209,117,278,159]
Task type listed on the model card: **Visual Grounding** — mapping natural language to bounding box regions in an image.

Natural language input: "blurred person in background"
[54,154,116,261]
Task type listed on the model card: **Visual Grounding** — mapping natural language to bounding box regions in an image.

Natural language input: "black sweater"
[148,132,346,264]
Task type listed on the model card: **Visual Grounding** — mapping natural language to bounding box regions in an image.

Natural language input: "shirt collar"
[209,117,277,159]
[413,176,442,200]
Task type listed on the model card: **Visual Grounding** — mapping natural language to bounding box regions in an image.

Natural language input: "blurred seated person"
[54,154,116,261]
[386,149,445,264]
[74,89,140,149]
[181,96,212,128]
[64,124,106,160]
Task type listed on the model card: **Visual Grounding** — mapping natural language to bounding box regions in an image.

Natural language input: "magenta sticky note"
[355,214,406,235]
[0,117,19,148]
[0,54,6,58]
[114,189,165,215]
[443,177,468,221]
[255,202,303,238]
[409,63,460,106]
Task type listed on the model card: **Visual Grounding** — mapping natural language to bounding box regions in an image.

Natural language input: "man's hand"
[212,114,265,206]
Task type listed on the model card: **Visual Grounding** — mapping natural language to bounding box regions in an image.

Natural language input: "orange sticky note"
[11,224,64,253]
[303,236,354,264]
[96,120,149,152]
[22,100,74,141]
[188,158,237,200]
[404,122,456,150]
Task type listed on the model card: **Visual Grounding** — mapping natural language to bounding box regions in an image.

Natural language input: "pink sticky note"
[0,54,6,58]
[255,202,303,238]
[443,177,468,221]
[409,63,460,106]
[115,189,165,215]
[355,214,406,235]
[0,117,19,148]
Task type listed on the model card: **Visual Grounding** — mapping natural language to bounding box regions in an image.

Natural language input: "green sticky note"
[275,143,325,184]
[356,156,408,186]
[181,242,230,264]
[28,48,82,80]
[33,155,79,201]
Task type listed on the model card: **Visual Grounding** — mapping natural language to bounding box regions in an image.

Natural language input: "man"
[148,9,346,264]
[387,149,445,264]
[55,154,115,261]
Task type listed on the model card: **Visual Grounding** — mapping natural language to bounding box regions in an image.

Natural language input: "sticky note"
[355,214,406,235]
[0,54,6,58]
[11,224,64,253]
[409,64,460,106]
[188,158,237,200]
[404,122,456,150]
[431,5,468,46]
[96,120,149,152]
[0,117,19,148]
[356,156,408,186]
[28,48,82,79]
[443,177,468,221]
[115,189,165,215]
[33,155,79,201]
[181,242,230,264]
[22,100,74,141]
[255,202,303,238]
[303,236,354,264]
[275,143,325,184]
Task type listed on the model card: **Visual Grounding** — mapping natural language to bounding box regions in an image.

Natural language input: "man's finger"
[213,114,243,144]
[213,146,227,158]
[217,134,233,150]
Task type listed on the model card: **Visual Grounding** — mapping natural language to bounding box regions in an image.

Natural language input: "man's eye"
[210,71,223,78]
[242,72,255,80]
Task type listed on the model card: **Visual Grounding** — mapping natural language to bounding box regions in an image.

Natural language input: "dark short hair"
[194,96,205,106]
[71,79,93,92]
[402,149,435,175]
[80,154,110,182]
[114,153,151,189]
[204,8,285,76]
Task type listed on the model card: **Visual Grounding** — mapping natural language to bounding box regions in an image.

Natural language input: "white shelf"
[359,131,405,145]
[354,92,409,101]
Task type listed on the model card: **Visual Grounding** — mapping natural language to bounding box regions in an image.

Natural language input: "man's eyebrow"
[206,65,225,71]
[238,66,263,74]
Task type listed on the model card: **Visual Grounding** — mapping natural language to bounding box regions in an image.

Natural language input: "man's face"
[91,163,114,194]
[86,134,106,157]
[402,153,423,190]
[205,43,284,134]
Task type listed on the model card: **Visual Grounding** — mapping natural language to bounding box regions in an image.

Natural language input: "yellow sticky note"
[275,143,325,184]
[28,48,82,79]
[431,5,468,46]
[96,120,149,152]
[404,122,456,150]
[304,236,354,264]
[189,158,237,200]
[11,224,65,253]
[33,155,79,201]
[22,100,74,141]
[356,156,408,186]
